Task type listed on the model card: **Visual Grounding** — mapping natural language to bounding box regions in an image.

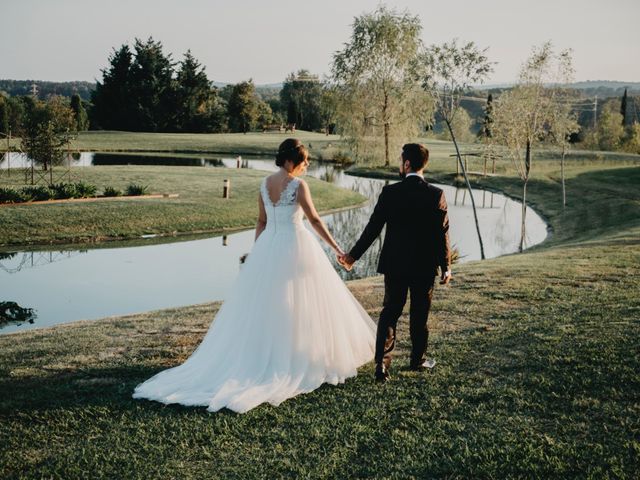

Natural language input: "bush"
[125,184,149,196]
[49,182,77,199]
[74,181,97,198]
[0,187,27,204]
[103,186,122,197]
[22,186,52,201]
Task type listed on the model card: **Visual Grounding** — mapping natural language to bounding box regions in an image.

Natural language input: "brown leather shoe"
[375,364,390,383]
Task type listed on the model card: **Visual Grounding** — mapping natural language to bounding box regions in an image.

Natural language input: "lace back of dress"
[261,177,300,208]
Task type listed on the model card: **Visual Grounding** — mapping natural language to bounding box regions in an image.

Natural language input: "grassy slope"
[2,130,346,161]
[1,153,639,478]
[0,166,365,247]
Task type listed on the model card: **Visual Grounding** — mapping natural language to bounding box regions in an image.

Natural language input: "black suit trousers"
[375,274,435,368]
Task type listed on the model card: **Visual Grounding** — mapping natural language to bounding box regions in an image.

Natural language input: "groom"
[339,143,451,383]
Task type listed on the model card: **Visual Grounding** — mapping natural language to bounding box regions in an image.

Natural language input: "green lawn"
[0,166,365,247]
[2,130,347,161]
[1,147,639,478]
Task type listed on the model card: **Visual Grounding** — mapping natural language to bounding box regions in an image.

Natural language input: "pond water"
[0,152,548,334]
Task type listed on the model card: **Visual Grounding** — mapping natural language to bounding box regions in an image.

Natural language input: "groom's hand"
[337,253,355,271]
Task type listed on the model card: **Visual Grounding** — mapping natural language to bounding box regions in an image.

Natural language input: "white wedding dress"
[133,176,376,413]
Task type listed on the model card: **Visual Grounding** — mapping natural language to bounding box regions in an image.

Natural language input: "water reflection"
[0,301,37,328]
[0,154,548,334]
[0,250,85,274]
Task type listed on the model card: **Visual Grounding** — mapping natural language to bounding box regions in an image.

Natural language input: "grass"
[1,144,639,478]
[2,130,348,161]
[0,166,365,247]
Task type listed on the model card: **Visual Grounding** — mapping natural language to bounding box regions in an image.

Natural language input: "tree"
[129,37,176,132]
[256,100,274,128]
[90,44,134,130]
[331,6,432,166]
[622,122,640,154]
[493,42,574,251]
[548,50,579,208]
[448,107,474,143]
[175,50,214,132]
[70,94,89,131]
[481,93,494,139]
[21,96,76,181]
[421,39,493,259]
[621,87,628,126]
[227,80,259,133]
[280,70,323,131]
[594,101,625,150]
[0,95,9,134]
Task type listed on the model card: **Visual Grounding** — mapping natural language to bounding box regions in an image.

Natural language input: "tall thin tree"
[421,39,493,259]
[332,6,432,166]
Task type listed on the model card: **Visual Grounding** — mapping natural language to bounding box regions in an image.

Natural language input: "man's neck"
[405,170,424,178]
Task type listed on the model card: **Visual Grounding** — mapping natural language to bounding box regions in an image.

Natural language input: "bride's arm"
[255,192,267,241]
[298,179,343,255]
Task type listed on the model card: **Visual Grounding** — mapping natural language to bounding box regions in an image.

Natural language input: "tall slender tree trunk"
[383,92,390,167]
[520,140,532,252]
[520,179,528,252]
[446,119,485,260]
[561,143,566,208]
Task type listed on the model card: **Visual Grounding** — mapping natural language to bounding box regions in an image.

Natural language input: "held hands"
[336,251,356,272]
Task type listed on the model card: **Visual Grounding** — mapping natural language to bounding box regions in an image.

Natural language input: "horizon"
[2,0,639,86]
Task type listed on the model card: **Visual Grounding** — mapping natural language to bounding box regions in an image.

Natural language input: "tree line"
[0,32,638,156]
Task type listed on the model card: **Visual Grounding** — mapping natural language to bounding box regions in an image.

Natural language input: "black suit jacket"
[349,175,451,279]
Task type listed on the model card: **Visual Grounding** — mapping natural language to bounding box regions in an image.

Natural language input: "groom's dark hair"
[402,143,429,171]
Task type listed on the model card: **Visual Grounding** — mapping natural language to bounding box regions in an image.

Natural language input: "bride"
[133,138,376,413]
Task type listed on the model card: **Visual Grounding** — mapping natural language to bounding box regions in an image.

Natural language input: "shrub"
[103,186,122,197]
[125,184,149,196]
[0,188,22,203]
[49,182,77,199]
[0,187,27,204]
[74,181,97,198]
[22,186,52,201]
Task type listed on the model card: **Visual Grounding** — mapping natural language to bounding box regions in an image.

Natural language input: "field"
[0,166,365,247]
[1,138,639,478]
[2,130,347,161]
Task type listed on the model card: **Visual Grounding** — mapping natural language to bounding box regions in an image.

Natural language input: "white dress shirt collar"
[405,172,424,180]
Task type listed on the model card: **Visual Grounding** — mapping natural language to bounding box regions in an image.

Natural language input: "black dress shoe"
[374,364,390,383]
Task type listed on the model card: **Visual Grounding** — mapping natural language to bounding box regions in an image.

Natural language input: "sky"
[2,0,639,85]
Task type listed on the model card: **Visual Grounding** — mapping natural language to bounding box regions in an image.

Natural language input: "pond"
[0,152,549,334]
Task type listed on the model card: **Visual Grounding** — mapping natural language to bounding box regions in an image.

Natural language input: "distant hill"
[0,79,283,102]
[477,80,640,98]
[0,79,96,101]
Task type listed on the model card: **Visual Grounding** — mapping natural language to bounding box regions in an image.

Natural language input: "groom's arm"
[434,189,451,277]
[349,188,388,261]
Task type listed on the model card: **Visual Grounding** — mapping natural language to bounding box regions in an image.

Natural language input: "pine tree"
[481,93,494,138]
[175,50,212,132]
[129,37,176,132]
[90,45,134,130]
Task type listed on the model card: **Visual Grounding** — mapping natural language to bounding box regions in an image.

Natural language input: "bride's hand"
[335,246,346,257]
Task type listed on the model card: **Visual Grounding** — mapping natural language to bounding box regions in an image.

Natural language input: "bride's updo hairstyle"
[275,138,308,167]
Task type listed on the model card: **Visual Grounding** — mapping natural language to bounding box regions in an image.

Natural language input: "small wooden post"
[223,179,230,198]
[236,156,241,168]
[222,235,228,246]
